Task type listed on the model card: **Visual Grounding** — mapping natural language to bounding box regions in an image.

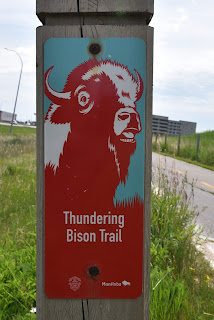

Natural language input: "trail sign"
[44,38,146,299]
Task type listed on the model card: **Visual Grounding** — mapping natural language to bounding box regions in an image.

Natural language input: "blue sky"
[0,0,213,132]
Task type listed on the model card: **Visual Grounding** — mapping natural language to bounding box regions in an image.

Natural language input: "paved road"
[0,122,36,129]
[152,152,214,239]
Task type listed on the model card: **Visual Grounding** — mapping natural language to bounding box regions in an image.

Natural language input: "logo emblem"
[68,276,81,291]
[122,280,131,286]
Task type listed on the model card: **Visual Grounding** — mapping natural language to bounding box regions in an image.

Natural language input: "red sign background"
[44,41,145,299]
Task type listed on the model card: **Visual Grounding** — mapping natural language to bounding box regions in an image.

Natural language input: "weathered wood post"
[36,1,153,319]
[155,133,158,142]
[164,133,167,151]
[196,134,200,160]
[177,134,181,155]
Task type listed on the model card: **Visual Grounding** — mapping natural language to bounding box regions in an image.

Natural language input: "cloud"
[0,0,40,27]
[150,0,214,131]
[0,0,37,121]
[0,0,213,129]
[0,46,36,73]
[152,1,214,79]
[0,71,36,122]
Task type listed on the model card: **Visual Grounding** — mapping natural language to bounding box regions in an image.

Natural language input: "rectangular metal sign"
[44,38,146,299]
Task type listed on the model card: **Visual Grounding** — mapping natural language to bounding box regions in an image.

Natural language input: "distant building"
[0,111,17,122]
[152,115,196,136]
[168,120,181,136]
[152,115,168,135]
[179,120,197,136]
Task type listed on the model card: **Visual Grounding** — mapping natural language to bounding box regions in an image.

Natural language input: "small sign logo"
[122,280,131,287]
[102,280,131,287]
[69,276,81,291]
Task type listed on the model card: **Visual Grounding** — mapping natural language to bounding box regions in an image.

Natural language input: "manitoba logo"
[102,280,131,287]
[68,276,81,291]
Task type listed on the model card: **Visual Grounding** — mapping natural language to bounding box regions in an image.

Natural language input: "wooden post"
[177,134,181,155]
[164,133,167,150]
[196,134,200,159]
[155,133,158,142]
[36,1,153,319]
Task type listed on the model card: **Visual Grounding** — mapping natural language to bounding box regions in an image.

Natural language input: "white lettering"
[67,229,96,242]
[63,211,70,224]
[62,211,125,229]
[99,229,122,242]
[67,229,73,241]
[102,282,122,287]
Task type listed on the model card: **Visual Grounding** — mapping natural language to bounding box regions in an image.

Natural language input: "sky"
[0,0,213,132]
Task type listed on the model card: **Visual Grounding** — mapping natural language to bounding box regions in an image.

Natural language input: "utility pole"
[5,48,23,134]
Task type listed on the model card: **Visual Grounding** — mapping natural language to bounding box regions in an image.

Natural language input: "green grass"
[150,169,214,319]
[0,125,36,319]
[0,124,36,136]
[0,124,36,163]
[152,131,214,170]
[0,124,214,319]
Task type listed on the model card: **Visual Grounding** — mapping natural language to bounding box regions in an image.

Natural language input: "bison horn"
[134,69,144,101]
[44,66,71,104]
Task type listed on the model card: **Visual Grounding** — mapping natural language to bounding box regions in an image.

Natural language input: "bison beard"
[46,130,136,211]
[109,135,137,184]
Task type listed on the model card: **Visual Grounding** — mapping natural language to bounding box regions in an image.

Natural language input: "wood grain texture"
[82,24,153,320]
[37,0,153,25]
[83,14,147,26]
[45,14,83,26]
[46,14,147,26]
[36,0,153,14]
[86,298,144,319]
[79,0,154,14]
[36,25,84,320]
[143,27,153,319]
[37,0,78,24]
[37,0,77,13]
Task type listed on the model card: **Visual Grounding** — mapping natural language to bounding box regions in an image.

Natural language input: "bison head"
[45,58,143,184]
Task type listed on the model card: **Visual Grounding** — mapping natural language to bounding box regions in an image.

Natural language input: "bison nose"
[128,113,141,132]
[114,108,141,137]
[118,113,130,121]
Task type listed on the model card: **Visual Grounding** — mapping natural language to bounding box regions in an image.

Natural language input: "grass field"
[0,125,36,136]
[152,131,214,170]
[0,125,36,319]
[0,124,214,319]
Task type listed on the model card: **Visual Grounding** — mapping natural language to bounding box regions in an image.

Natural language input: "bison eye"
[78,91,90,107]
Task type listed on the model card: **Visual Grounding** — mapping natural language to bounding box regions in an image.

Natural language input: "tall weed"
[151,165,214,319]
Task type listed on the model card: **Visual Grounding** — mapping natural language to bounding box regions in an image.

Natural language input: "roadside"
[0,121,36,129]
[152,131,214,172]
[156,151,214,172]
[196,235,214,269]
[152,152,214,268]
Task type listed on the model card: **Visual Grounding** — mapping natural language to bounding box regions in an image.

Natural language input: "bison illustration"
[44,58,143,210]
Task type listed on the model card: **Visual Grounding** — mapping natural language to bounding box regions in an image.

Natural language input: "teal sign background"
[44,38,146,203]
